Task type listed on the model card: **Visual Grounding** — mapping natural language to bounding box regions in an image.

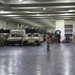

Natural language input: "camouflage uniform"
[45,34,51,51]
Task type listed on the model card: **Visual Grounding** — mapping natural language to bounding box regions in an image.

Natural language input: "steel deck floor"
[0,43,75,75]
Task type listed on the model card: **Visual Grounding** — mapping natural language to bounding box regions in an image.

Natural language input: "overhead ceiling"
[0,0,75,27]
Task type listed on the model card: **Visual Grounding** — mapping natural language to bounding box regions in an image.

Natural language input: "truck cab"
[6,30,25,46]
[22,33,42,46]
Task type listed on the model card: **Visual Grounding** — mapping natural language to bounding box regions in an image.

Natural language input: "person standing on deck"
[45,33,51,51]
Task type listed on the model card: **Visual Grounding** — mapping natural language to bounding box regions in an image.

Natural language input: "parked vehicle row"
[22,33,43,46]
[0,29,44,46]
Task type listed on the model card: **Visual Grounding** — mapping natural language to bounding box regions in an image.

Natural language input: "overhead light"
[0,10,3,13]
[65,13,69,15]
[68,10,73,12]
[9,14,18,17]
[43,8,46,10]
[0,11,10,14]
[37,14,40,16]
[19,0,22,2]
[48,14,50,16]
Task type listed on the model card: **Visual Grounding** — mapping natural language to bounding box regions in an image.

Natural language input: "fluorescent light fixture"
[37,14,40,16]
[43,8,46,10]
[19,0,22,2]
[0,11,10,14]
[65,13,69,15]
[0,10,3,13]
[5,15,19,17]
[68,10,73,12]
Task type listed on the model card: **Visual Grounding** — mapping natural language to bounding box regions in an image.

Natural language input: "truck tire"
[23,42,27,46]
[36,41,41,46]
[19,43,21,46]
[6,42,10,46]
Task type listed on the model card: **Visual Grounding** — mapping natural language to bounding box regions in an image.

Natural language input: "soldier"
[0,35,5,46]
[0,35,1,46]
[45,33,51,51]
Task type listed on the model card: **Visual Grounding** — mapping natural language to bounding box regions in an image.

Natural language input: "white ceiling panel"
[0,0,75,27]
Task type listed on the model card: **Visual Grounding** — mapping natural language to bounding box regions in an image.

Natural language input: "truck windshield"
[28,34,32,37]
[11,34,21,37]
[11,34,15,37]
[16,34,22,37]
[34,34,39,37]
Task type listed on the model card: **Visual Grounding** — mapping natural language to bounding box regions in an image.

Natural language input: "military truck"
[0,29,10,46]
[6,30,25,46]
[22,33,42,46]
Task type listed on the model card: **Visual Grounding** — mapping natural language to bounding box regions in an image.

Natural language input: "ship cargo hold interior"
[0,0,75,75]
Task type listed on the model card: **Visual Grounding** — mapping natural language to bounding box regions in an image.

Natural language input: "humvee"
[6,30,25,45]
[22,33,43,46]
